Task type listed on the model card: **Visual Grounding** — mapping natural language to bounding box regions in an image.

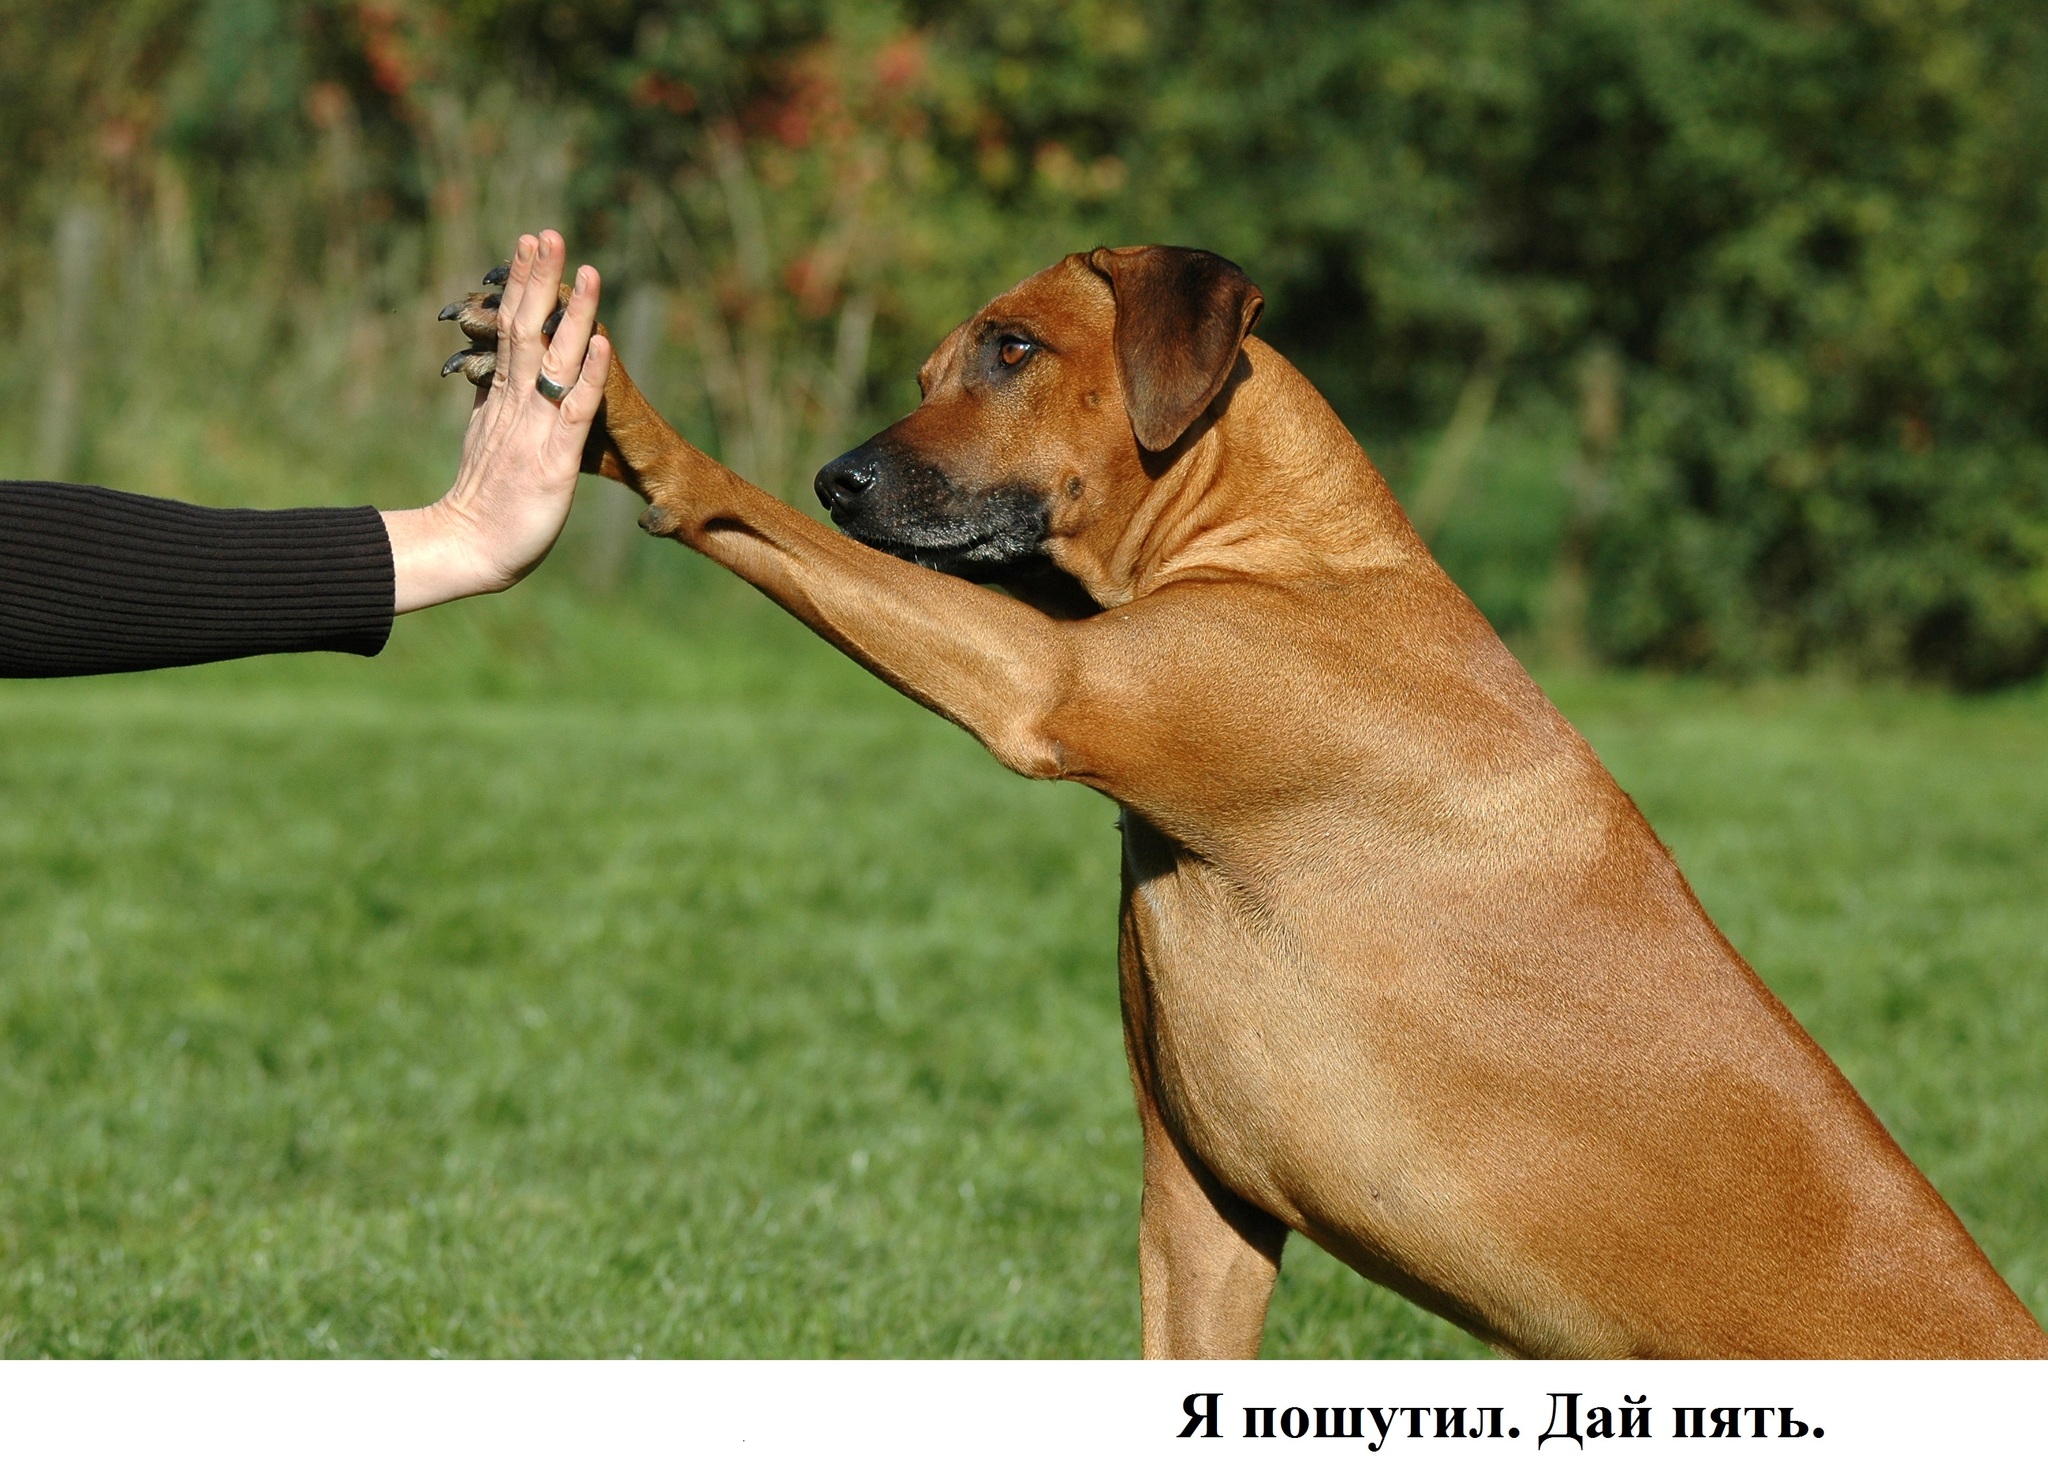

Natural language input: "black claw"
[483,264,509,286]
[442,347,483,378]
[542,305,565,337]
[438,300,464,321]
[483,292,501,311]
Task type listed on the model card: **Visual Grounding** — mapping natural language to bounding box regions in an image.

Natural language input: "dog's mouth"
[816,445,1050,582]
[841,511,1047,579]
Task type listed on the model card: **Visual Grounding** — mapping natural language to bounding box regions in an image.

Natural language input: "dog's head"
[814,246,1264,581]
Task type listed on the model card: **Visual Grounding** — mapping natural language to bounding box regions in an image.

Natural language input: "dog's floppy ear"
[1085,245,1265,453]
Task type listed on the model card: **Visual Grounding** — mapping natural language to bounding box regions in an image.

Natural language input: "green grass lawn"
[1,562,2043,1357]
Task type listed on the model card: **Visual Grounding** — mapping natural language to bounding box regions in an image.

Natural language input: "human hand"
[383,230,612,614]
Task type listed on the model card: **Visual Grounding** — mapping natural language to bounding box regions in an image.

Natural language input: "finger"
[491,234,539,387]
[555,332,612,434]
[506,229,566,389]
[538,265,601,397]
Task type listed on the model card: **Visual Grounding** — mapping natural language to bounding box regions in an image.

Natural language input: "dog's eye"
[997,337,1034,369]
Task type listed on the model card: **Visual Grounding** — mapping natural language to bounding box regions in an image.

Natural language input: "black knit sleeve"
[0,480,395,678]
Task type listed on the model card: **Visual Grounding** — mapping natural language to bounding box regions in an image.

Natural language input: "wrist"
[383,500,496,615]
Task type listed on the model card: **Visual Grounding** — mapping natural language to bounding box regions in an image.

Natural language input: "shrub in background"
[2,0,2043,685]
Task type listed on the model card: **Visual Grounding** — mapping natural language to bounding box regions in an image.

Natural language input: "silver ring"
[536,371,571,403]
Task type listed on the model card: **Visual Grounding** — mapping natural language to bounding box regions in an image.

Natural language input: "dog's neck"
[1048,340,1423,607]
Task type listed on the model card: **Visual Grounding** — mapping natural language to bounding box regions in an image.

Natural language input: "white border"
[2,1358,2040,1464]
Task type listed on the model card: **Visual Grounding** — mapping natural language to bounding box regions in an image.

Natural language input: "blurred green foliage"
[3,0,2046,683]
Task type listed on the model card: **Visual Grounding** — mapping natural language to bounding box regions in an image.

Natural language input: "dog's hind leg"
[1133,1085,1287,1359]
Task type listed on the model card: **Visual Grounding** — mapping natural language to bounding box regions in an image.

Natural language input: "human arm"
[0,484,394,676]
[0,232,608,678]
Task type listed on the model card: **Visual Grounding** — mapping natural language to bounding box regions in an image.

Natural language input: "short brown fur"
[448,247,2047,1359]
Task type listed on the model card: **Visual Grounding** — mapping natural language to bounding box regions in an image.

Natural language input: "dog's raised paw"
[436,264,574,388]
[437,291,500,327]
[439,346,491,383]
[638,505,683,538]
[437,265,506,386]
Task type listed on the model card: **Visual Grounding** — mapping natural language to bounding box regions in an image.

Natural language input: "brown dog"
[446,246,2046,1358]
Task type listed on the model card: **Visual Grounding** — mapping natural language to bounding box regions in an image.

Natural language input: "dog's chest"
[1114,813,1557,1298]
[1116,811,1401,1209]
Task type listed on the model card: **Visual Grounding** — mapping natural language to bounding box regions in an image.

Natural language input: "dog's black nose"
[815,453,879,516]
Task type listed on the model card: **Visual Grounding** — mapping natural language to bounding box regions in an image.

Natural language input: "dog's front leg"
[1122,898,1287,1359]
[438,290,1219,802]
[1132,1074,1287,1359]
[581,360,1087,774]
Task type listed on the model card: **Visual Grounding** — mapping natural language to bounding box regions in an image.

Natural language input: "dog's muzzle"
[813,442,1049,580]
